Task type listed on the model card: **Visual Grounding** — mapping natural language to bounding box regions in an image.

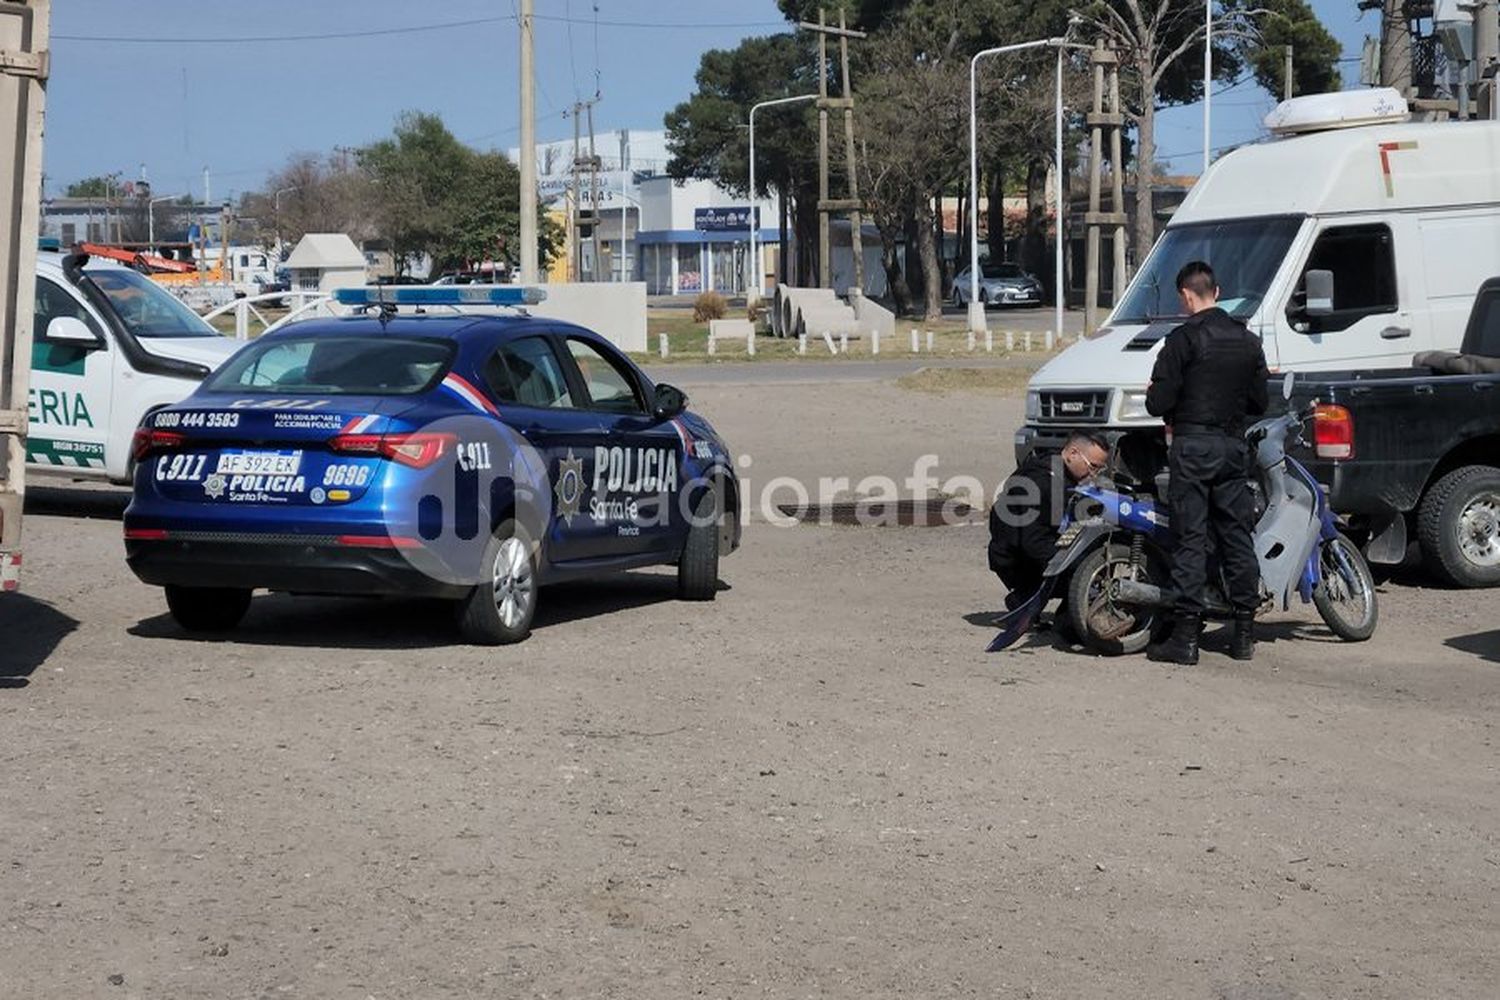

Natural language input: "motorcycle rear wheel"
[1313,532,1379,642]
[1066,543,1167,656]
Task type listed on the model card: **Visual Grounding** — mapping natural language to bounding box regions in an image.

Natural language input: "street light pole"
[518,0,539,284]
[969,37,1079,336]
[1204,0,1213,174]
[747,94,817,306]
[273,185,298,252]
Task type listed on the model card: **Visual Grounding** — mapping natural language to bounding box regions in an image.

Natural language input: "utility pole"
[1476,0,1499,118]
[1284,44,1294,100]
[800,9,866,292]
[1084,43,1126,334]
[1380,0,1412,96]
[587,101,601,283]
[518,0,538,284]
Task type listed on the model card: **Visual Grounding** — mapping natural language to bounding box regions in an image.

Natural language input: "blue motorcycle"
[990,378,1378,654]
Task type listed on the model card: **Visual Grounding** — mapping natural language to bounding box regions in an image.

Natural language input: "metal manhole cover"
[778,498,980,527]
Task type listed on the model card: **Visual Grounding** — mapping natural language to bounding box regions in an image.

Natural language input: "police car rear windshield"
[88,268,222,338]
[203,336,456,396]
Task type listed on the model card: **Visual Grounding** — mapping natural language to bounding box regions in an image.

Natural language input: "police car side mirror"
[45,316,104,350]
[652,383,688,421]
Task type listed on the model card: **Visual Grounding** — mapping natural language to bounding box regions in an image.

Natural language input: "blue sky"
[45,1,1371,200]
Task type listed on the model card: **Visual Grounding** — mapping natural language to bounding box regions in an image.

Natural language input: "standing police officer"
[1144,260,1269,665]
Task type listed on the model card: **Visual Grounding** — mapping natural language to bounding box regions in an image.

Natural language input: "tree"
[357,112,560,277]
[1073,1,1251,265]
[64,176,112,198]
[664,33,821,286]
[240,152,375,251]
[1231,0,1342,99]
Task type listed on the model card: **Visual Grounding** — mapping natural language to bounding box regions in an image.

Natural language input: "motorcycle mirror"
[1281,371,1295,401]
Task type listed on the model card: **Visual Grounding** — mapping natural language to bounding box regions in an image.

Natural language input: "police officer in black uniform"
[1144,260,1269,665]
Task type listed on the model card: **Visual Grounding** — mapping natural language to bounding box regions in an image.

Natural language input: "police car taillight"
[330,431,455,468]
[132,428,186,461]
[1313,404,1354,460]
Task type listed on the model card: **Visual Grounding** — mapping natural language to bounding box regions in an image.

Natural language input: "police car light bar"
[333,285,548,307]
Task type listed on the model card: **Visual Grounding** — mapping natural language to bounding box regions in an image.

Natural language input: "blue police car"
[123,287,740,644]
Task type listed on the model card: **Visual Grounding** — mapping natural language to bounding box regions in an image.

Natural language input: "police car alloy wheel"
[458,521,537,645]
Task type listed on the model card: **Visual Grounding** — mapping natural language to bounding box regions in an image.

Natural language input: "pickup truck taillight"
[329,431,455,469]
[131,428,187,461]
[1313,404,1355,460]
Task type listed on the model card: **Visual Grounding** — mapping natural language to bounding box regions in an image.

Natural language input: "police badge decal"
[554,450,585,525]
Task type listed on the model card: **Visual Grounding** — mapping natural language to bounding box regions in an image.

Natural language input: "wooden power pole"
[1083,43,1127,334]
[800,9,866,294]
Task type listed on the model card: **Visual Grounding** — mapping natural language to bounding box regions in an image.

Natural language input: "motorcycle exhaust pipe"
[1109,579,1171,608]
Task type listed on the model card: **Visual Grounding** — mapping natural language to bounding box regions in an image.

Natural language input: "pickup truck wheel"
[1418,465,1500,588]
[164,585,251,632]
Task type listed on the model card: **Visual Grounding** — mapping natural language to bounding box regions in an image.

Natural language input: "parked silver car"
[951,261,1044,308]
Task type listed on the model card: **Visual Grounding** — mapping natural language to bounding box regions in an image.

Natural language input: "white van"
[29,249,241,483]
[1019,90,1500,459]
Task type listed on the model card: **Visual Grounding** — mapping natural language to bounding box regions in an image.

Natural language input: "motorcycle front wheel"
[1312,532,1379,642]
[1066,542,1167,656]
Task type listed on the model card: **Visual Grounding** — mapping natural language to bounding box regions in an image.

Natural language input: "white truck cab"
[29,249,241,482]
[1020,90,1500,461]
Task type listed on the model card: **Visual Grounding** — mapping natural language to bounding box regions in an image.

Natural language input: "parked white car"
[28,249,242,483]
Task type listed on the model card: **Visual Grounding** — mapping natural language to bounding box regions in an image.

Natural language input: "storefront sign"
[694,207,760,232]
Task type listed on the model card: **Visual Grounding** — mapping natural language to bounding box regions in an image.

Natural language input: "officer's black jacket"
[992,453,1063,566]
[1144,306,1270,431]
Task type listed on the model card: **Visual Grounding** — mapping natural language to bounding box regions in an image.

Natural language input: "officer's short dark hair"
[1067,432,1108,454]
[1175,260,1217,297]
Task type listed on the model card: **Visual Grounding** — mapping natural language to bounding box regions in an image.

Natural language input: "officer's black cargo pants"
[1167,431,1260,617]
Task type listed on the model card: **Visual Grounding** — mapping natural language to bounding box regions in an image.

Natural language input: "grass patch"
[894,365,1038,396]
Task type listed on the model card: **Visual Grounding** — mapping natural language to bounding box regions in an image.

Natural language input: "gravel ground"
[2,372,1497,1000]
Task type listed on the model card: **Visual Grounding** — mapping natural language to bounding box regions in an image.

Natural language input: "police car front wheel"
[678,489,720,601]
[458,522,537,645]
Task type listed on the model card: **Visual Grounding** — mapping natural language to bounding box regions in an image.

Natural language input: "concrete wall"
[531,282,648,353]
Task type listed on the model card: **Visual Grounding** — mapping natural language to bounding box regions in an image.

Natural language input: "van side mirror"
[1304,269,1335,317]
[45,315,104,350]
[652,382,688,421]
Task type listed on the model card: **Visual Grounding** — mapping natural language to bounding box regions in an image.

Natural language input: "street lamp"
[747,94,817,305]
[147,194,182,248]
[968,37,1086,337]
[273,185,299,252]
[1204,1,1213,174]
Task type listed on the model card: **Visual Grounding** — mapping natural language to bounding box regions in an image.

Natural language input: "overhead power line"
[54,13,784,45]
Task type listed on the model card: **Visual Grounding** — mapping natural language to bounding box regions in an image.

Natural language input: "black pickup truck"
[1291,279,1500,588]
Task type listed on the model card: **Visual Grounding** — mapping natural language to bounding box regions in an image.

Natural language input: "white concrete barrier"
[530,282,647,353]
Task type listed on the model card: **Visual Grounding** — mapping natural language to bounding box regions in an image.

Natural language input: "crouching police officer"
[1144,260,1269,665]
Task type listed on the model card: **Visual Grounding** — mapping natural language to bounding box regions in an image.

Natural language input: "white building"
[285,233,367,293]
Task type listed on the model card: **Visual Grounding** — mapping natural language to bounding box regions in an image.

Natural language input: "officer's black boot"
[1147,614,1201,666]
[1230,611,1255,661]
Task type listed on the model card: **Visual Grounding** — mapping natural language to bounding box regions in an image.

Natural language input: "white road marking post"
[798,333,808,355]
[839,331,848,353]
[1024,331,1032,352]
[926,330,935,352]
[910,328,919,353]
[823,330,837,354]
[659,333,669,358]
[985,330,993,352]
[872,330,880,355]
[1045,329,1055,351]
[1005,330,1014,351]
[747,329,756,356]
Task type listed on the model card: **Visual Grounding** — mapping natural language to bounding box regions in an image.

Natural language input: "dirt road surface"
[3,371,1497,999]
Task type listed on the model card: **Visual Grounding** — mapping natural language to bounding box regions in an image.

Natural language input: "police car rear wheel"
[458,523,537,645]
[678,488,720,601]
[164,585,251,632]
